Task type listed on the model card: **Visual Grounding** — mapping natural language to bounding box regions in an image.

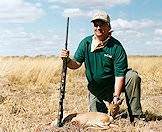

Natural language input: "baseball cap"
[91,10,110,23]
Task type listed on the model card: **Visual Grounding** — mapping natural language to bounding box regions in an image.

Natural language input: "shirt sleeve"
[114,45,128,77]
[74,38,86,63]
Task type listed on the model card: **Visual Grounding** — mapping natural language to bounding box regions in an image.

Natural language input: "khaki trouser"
[89,69,143,116]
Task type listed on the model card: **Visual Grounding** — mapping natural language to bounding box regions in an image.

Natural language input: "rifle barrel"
[57,17,69,127]
[65,17,69,50]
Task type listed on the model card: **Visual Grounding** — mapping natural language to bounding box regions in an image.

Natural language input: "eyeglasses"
[93,20,107,27]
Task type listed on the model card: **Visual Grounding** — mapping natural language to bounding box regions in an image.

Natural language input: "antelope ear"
[117,98,124,105]
[103,100,110,107]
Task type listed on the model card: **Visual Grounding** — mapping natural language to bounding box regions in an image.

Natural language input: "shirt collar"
[91,35,110,52]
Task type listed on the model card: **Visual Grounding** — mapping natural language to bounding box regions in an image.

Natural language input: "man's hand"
[60,49,70,60]
[59,49,82,70]
[112,96,123,105]
[109,97,123,117]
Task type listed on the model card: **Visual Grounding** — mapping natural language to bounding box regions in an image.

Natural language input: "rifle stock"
[57,17,69,127]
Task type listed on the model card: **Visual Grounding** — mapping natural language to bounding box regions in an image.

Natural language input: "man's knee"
[126,70,141,83]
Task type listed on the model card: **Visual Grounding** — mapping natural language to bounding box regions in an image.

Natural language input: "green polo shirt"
[74,35,128,100]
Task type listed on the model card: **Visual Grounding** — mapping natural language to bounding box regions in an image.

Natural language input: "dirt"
[0,77,162,132]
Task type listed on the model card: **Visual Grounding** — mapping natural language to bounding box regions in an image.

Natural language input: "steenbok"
[60,99,123,129]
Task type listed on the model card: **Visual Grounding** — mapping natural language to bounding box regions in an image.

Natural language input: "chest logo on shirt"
[104,54,113,59]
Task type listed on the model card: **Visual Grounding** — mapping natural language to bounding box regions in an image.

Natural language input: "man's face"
[92,20,110,40]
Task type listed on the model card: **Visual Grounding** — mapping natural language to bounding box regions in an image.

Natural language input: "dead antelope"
[57,99,123,129]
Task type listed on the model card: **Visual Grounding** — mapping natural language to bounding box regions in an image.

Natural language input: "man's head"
[91,11,111,41]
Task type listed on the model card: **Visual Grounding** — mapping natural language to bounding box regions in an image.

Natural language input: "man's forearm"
[114,76,125,97]
[67,58,82,69]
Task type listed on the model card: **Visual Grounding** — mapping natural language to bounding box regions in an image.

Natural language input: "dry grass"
[128,56,162,96]
[0,56,161,132]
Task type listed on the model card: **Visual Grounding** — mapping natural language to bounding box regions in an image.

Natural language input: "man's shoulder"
[78,35,93,48]
[81,35,93,43]
[107,37,126,54]
[110,37,122,46]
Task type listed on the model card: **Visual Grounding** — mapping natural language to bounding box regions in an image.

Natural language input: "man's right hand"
[60,49,82,69]
[60,49,70,60]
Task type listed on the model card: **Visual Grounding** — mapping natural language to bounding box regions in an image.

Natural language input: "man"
[60,10,143,118]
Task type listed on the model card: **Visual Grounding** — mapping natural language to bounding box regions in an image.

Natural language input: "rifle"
[57,17,70,127]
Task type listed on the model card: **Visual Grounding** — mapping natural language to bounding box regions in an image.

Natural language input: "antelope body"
[62,112,113,128]
[61,100,123,128]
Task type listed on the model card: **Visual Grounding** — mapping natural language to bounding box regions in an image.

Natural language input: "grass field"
[0,56,161,131]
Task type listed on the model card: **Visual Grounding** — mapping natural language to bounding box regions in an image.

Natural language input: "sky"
[0,0,162,56]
